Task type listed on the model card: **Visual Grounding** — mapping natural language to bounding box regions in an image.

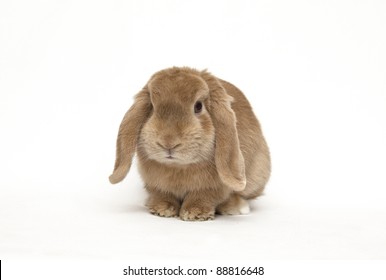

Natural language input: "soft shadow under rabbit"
[109,67,271,221]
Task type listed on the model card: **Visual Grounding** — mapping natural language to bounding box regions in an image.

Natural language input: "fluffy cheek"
[174,116,216,164]
[188,115,215,162]
[138,121,162,160]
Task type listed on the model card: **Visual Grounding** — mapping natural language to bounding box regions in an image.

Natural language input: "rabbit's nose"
[157,134,182,152]
[156,141,182,152]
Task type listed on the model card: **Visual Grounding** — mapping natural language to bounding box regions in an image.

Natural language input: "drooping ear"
[204,74,246,192]
[109,88,152,184]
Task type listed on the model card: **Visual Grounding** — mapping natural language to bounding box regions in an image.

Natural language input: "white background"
[1,0,386,268]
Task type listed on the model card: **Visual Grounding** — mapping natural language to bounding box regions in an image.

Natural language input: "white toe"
[239,199,250,214]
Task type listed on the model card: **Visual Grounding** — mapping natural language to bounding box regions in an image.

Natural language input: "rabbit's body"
[110,67,270,221]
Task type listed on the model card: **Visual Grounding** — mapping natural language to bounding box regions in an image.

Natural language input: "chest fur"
[137,159,222,198]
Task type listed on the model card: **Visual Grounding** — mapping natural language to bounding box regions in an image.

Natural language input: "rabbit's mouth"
[158,155,185,165]
[160,153,192,165]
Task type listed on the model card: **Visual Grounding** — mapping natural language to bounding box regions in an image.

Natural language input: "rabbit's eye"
[194,101,203,114]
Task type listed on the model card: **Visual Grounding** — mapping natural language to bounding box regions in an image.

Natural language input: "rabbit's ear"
[109,88,152,184]
[206,77,246,192]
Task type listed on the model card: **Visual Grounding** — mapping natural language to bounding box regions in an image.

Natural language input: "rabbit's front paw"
[179,206,215,221]
[148,201,179,218]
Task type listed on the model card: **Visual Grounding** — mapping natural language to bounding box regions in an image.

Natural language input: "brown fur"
[109,67,271,221]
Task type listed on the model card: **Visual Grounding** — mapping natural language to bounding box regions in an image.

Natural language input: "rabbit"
[109,67,271,221]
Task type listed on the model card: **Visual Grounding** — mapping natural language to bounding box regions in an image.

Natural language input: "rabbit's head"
[109,67,246,191]
[140,68,214,165]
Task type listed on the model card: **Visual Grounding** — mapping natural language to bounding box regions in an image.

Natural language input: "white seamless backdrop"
[1,0,386,260]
